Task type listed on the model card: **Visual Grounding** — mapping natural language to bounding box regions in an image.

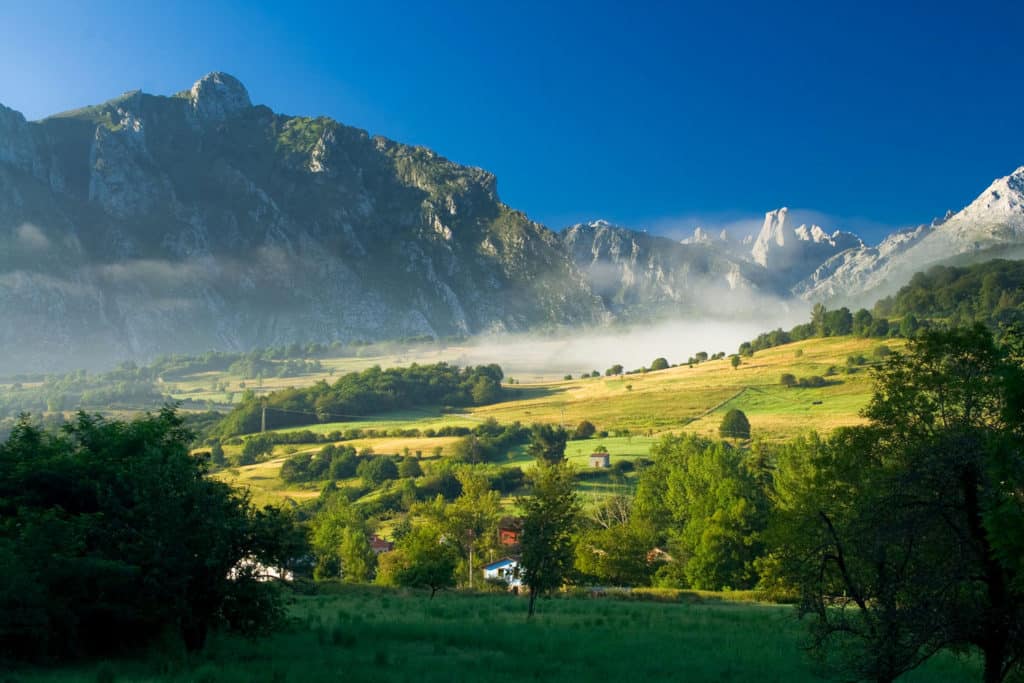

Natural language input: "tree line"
[213,362,505,436]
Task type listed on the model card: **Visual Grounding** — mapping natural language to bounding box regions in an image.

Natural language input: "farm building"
[483,557,523,589]
[369,534,394,554]
[589,452,611,468]
[497,517,522,547]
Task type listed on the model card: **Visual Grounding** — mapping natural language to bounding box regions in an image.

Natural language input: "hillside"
[215,335,901,506]
[794,166,1024,304]
[2,73,1022,374]
[0,73,603,373]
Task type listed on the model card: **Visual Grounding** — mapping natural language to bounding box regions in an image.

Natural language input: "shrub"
[572,420,597,440]
[719,409,751,439]
[650,357,669,371]
[356,456,399,486]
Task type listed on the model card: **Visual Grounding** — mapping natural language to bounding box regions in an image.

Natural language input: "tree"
[519,463,580,617]
[572,420,597,440]
[357,456,399,486]
[526,424,568,465]
[719,409,751,439]
[853,308,874,337]
[780,373,797,387]
[471,376,501,405]
[382,524,458,598]
[575,496,658,586]
[650,357,670,371]
[0,409,296,658]
[605,364,624,376]
[338,527,375,583]
[730,354,741,369]
[209,440,226,467]
[634,435,768,590]
[311,495,374,582]
[398,456,423,478]
[239,434,274,465]
[769,326,1024,683]
[443,470,501,588]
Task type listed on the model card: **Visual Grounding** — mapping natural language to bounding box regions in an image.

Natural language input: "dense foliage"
[0,409,302,660]
[215,363,505,436]
[768,326,1024,682]
[874,259,1024,329]
[738,303,902,356]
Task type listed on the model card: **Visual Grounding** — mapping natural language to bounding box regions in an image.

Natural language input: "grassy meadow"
[214,336,902,506]
[10,586,978,683]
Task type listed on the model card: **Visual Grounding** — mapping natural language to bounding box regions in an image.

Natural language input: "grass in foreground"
[11,587,978,682]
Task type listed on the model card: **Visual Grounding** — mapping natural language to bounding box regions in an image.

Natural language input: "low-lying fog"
[442,315,808,381]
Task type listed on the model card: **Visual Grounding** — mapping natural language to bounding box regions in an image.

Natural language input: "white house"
[483,557,523,589]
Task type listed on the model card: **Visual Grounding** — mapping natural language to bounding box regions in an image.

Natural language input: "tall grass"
[11,586,977,682]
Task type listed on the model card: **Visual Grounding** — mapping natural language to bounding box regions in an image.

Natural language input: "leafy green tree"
[0,409,296,658]
[650,357,670,371]
[526,423,568,464]
[209,440,226,467]
[572,420,597,440]
[519,463,580,617]
[780,373,797,387]
[443,470,501,588]
[719,409,751,439]
[635,435,767,590]
[575,496,657,586]
[450,435,485,464]
[605,364,624,376]
[398,456,423,478]
[311,495,373,581]
[357,456,399,486]
[380,524,458,598]
[853,308,874,336]
[769,326,1024,683]
[730,354,741,369]
[238,434,274,465]
[339,527,376,583]
[470,375,502,405]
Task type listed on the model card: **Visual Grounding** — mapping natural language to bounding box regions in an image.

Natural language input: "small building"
[483,557,523,589]
[497,516,523,547]
[369,534,394,555]
[589,452,611,468]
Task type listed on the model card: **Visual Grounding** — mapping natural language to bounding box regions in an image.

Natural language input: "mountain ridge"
[1,72,1023,373]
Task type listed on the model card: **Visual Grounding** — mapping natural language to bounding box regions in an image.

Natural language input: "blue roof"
[483,558,517,570]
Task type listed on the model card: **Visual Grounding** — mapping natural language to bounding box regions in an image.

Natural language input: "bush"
[398,457,423,478]
[650,357,669,371]
[719,409,751,439]
[572,420,597,440]
[0,410,301,660]
[357,456,400,486]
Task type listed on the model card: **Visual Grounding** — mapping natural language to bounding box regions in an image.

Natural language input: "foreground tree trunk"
[528,587,538,618]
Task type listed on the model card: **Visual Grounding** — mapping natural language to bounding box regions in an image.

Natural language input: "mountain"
[749,207,863,287]
[0,73,604,373]
[561,220,786,317]
[793,167,1024,304]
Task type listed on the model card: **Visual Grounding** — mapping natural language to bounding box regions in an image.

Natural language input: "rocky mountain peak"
[188,72,251,121]
[751,207,792,266]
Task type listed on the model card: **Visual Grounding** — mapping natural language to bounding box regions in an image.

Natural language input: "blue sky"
[2,1,1022,243]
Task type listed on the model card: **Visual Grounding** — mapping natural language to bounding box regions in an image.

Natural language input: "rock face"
[750,207,863,285]
[561,220,784,318]
[0,73,603,373]
[793,167,1024,304]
